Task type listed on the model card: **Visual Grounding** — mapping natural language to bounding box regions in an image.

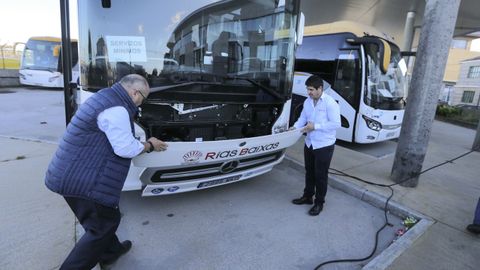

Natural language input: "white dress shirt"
[294,92,341,149]
[97,106,144,158]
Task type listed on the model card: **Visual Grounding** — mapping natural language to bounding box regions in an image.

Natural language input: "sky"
[0,0,78,45]
[1,0,479,51]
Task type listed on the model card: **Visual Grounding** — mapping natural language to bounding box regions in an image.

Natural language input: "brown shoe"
[292,196,313,205]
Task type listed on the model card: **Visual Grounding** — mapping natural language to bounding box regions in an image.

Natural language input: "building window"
[461,90,475,103]
[468,66,480,78]
[451,39,467,49]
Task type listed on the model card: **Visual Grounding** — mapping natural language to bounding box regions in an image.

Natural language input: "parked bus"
[76,0,304,195]
[291,21,408,143]
[19,36,79,87]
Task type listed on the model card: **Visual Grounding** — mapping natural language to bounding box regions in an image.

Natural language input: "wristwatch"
[146,141,154,153]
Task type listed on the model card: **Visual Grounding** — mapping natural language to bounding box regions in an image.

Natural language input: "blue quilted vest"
[45,83,139,207]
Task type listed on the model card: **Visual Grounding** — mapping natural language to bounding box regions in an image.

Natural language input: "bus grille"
[148,150,284,183]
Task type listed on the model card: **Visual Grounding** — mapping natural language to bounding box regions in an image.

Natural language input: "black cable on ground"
[313,150,475,270]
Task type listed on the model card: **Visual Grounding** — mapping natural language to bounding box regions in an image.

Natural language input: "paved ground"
[1,87,479,270]
[286,120,480,269]
[0,88,407,270]
[0,87,65,142]
[0,139,74,270]
[110,165,402,270]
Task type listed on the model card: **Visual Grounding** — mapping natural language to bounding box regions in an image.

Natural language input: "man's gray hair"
[120,74,149,92]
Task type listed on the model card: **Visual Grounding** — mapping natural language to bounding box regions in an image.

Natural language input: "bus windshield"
[79,0,298,99]
[364,42,407,110]
[21,39,60,72]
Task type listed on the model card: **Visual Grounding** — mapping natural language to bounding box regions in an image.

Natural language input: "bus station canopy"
[301,0,480,46]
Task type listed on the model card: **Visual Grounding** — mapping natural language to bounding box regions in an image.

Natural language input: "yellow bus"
[19,36,79,87]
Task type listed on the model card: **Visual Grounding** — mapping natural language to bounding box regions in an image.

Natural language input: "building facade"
[439,38,480,105]
[451,57,480,107]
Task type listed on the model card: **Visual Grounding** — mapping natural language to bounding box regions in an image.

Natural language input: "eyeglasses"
[136,90,147,105]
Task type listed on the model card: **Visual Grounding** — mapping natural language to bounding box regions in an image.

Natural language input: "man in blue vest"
[45,74,168,269]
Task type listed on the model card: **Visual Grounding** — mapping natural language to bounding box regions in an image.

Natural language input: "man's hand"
[148,137,168,151]
[301,122,314,133]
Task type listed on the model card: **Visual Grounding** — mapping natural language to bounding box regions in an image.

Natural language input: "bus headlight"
[362,115,382,131]
[48,75,61,82]
[273,123,288,134]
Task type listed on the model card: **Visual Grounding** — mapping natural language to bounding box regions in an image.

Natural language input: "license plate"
[386,132,396,138]
[197,175,241,188]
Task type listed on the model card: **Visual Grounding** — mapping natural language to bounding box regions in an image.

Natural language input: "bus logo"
[220,160,239,174]
[183,150,202,163]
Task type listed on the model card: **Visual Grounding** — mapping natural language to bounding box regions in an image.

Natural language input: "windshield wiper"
[384,96,404,102]
[152,71,285,100]
[149,81,221,94]
[224,75,283,100]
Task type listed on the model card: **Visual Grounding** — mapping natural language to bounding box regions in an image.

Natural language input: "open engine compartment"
[137,82,284,142]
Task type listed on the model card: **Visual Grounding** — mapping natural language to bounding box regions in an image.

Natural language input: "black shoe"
[308,204,323,216]
[292,196,313,205]
[100,240,132,267]
[466,224,480,234]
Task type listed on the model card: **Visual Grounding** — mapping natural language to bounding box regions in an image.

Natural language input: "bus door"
[331,50,361,142]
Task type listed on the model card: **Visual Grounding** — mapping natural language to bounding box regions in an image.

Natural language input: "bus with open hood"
[77,0,304,195]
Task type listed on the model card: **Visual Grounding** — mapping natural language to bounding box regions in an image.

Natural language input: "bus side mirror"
[296,12,305,45]
[53,45,61,57]
[346,37,392,74]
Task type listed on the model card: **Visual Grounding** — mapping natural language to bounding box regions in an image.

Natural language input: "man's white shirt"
[97,106,144,158]
[293,93,341,149]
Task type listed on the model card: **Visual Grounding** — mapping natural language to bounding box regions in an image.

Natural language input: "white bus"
[19,37,79,88]
[290,21,408,143]
[76,0,304,195]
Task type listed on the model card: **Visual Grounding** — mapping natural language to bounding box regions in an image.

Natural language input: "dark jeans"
[60,196,124,270]
[303,144,335,205]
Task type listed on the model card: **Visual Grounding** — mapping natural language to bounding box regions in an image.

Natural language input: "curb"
[283,157,435,270]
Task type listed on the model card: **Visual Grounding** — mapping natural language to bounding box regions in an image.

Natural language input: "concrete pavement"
[1,88,406,270]
[0,138,74,270]
[1,87,479,269]
[286,120,480,269]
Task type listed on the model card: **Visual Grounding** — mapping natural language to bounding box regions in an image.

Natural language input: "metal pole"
[391,0,461,187]
[402,11,416,52]
[60,0,76,126]
[473,119,480,151]
[1,45,5,69]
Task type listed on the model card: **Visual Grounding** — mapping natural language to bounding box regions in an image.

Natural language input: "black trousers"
[61,196,124,270]
[303,144,335,205]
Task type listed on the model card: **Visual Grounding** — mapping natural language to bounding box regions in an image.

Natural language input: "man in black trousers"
[45,74,167,269]
[290,75,341,216]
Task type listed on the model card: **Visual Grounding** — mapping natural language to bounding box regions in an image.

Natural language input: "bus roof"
[304,21,395,43]
[28,36,78,42]
[29,36,62,42]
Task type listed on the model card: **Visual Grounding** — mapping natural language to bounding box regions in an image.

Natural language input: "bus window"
[295,34,360,107]
[334,50,360,106]
[364,43,406,110]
